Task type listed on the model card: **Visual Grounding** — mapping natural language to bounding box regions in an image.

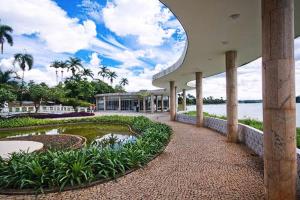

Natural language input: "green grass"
[0,116,172,193]
[184,111,300,148]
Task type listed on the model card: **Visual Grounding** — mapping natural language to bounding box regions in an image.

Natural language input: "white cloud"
[102,0,175,46]
[0,0,97,53]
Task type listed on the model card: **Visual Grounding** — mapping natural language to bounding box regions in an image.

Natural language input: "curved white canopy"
[152,0,300,91]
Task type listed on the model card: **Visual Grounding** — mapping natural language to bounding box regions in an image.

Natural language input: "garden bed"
[0,116,172,194]
[1,134,86,151]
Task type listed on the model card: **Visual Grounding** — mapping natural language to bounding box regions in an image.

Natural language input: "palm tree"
[13,53,34,104]
[0,70,14,84]
[59,61,68,82]
[0,23,13,54]
[66,57,83,76]
[107,71,118,85]
[119,78,129,87]
[50,60,61,84]
[80,68,94,79]
[98,66,109,80]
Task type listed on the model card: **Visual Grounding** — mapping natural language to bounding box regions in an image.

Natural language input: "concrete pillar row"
[155,95,158,112]
[170,81,176,121]
[195,72,203,127]
[226,50,238,143]
[262,0,296,199]
[175,86,178,112]
[182,89,187,111]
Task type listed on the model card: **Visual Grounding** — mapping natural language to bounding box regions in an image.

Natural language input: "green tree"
[13,53,34,104]
[80,68,94,80]
[66,57,83,76]
[119,78,128,87]
[59,61,68,82]
[28,82,49,113]
[0,87,16,106]
[107,71,117,85]
[0,70,17,84]
[98,66,109,80]
[0,22,13,54]
[50,60,61,84]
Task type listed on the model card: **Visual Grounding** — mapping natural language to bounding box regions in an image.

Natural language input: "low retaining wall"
[176,113,300,189]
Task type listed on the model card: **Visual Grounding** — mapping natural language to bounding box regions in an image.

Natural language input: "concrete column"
[103,96,106,111]
[118,96,121,111]
[226,51,238,143]
[95,98,98,111]
[195,72,203,127]
[143,97,146,113]
[175,86,178,112]
[182,89,187,111]
[262,0,296,199]
[155,95,158,112]
[150,94,154,113]
[170,81,176,121]
[161,95,164,112]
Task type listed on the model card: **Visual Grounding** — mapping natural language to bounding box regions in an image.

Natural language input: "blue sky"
[0,0,299,100]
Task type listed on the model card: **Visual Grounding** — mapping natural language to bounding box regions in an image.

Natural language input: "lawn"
[184,111,300,148]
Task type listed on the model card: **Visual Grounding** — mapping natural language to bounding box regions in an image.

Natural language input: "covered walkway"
[1,113,264,200]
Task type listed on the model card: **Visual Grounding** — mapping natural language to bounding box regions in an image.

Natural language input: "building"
[95,89,170,113]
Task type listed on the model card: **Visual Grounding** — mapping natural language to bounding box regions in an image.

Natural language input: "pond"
[0,123,135,144]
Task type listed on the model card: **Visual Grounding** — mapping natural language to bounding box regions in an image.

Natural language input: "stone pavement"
[0,113,264,200]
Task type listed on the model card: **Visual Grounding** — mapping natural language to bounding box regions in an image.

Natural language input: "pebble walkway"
[0,113,264,200]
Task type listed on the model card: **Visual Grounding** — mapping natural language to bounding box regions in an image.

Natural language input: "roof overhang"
[152,0,300,92]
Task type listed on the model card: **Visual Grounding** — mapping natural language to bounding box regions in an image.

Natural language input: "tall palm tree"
[119,78,129,87]
[80,68,94,79]
[66,57,83,76]
[59,61,68,82]
[0,23,13,54]
[13,53,34,104]
[50,60,61,84]
[107,71,118,85]
[98,66,109,80]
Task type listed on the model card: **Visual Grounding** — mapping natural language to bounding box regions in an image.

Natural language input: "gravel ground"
[0,113,264,200]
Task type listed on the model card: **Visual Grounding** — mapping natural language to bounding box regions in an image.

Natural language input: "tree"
[0,88,16,107]
[28,82,49,113]
[66,57,83,76]
[98,66,109,80]
[13,53,34,104]
[50,61,61,84]
[119,78,128,87]
[0,70,16,84]
[80,68,94,80]
[0,22,13,54]
[115,84,125,93]
[59,61,68,82]
[107,71,118,85]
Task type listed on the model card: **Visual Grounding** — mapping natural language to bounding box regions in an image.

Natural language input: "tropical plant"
[50,61,61,84]
[0,116,172,192]
[98,66,109,80]
[107,71,118,85]
[0,70,16,84]
[66,57,83,76]
[59,61,68,82]
[80,68,94,79]
[0,22,13,54]
[13,53,34,104]
[119,78,128,87]
[0,87,16,106]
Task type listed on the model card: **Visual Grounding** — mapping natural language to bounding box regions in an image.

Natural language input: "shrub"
[0,116,172,192]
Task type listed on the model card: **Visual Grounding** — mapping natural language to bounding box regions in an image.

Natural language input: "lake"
[187,103,300,127]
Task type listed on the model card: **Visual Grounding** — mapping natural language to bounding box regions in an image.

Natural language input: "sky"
[0,0,299,100]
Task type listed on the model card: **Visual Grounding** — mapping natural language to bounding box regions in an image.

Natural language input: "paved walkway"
[0,113,264,200]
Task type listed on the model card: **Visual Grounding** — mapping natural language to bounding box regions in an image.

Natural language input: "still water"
[187,103,300,127]
[0,123,134,144]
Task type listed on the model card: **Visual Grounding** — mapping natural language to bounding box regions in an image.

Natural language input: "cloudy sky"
[0,0,299,100]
